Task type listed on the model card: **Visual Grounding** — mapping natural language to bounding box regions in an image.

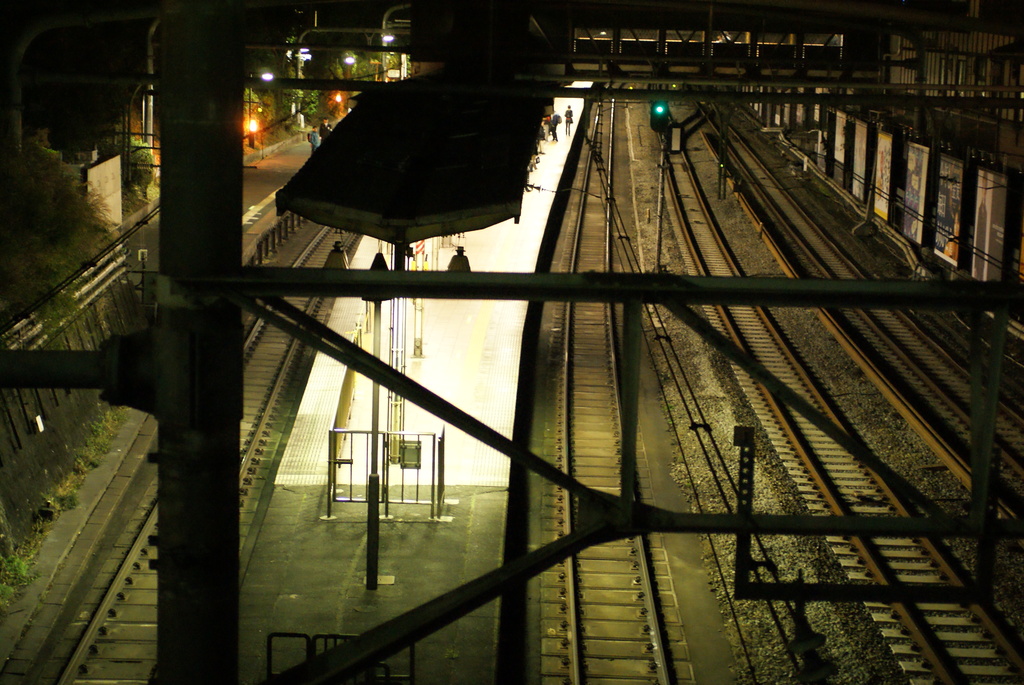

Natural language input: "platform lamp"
[447,245,471,272]
[362,250,390,590]
[322,239,349,270]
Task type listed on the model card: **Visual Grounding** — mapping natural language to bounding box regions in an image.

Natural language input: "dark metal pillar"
[158,0,243,682]
[368,297,383,590]
[733,426,756,594]
[971,308,1008,595]
[717,105,733,200]
[619,300,641,513]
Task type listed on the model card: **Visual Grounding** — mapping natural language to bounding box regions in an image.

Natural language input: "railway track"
[37,219,349,684]
[538,99,688,684]
[722,125,1024,512]
[657,106,1024,683]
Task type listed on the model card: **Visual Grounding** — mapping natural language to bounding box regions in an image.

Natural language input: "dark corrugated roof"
[276,80,548,244]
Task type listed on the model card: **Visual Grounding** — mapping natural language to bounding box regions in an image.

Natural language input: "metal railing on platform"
[244,211,306,266]
[326,428,446,520]
[266,631,415,683]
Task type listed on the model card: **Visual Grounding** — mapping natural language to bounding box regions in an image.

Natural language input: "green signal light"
[650,101,670,132]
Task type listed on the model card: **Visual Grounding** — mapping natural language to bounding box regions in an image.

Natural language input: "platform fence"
[266,631,415,683]
[327,428,445,519]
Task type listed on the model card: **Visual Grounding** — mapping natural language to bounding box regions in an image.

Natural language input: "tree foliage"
[0,138,109,318]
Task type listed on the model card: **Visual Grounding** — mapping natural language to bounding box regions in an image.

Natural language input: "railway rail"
[35,220,349,684]
[538,99,687,684]
[721,124,1024,512]
[662,106,1024,683]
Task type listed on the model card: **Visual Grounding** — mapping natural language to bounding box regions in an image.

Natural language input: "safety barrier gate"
[326,428,445,519]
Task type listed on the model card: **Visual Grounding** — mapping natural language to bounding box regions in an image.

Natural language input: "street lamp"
[246,117,258,148]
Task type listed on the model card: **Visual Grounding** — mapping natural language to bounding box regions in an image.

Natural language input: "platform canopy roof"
[276,80,549,244]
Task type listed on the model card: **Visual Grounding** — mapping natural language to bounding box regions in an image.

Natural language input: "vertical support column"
[852,135,877,236]
[619,300,642,515]
[605,99,616,270]
[368,298,383,590]
[703,3,714,75]
[969,307,1008,594]
[734,426,756,597]
[157,0,243,682]
[413,295,424,358]
[326,430,337,520]
[144,19,158,148]
[717,105,733,201]
[655,140,666,273]
[437,429,446,518]
[364,251,390,590]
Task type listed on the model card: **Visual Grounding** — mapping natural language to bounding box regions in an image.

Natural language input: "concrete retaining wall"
[0,279,148,556]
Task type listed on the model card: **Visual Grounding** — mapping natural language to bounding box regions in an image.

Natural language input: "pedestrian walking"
[308,128,320,153]
[549,112,561,142]
[564,105,574,136]
[318,117,332,140]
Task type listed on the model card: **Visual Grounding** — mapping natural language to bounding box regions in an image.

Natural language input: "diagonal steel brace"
[225,292,619,515]
[661,297,958,526]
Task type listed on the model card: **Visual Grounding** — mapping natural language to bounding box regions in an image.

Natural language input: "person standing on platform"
[535,121,547,163]
[318,117,332,141]
[549,112,561,142]
[564,105,574,136]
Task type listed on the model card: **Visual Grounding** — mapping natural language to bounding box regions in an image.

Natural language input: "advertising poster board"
[1019,212,1024,283]
[833,110,846,184]
[933,154,964,267]
[973,168,1007,281]
[873,131,893,222]
[852,120,868,201]
[902,142,929,244]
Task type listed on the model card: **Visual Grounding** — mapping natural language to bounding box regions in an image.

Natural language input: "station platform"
[237,95,585,684]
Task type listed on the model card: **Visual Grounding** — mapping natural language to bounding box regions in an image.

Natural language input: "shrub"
[0,135,109,318]
[0,554,34,611]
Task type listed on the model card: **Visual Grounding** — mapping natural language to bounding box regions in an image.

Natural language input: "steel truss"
[202,271,1019,682]
[4,0,1024,680]
[3,269,1023,683]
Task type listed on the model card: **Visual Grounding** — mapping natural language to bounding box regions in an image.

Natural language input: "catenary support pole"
[157,0,243,682]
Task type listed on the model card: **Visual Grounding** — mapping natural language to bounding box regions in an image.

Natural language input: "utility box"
[669,125,683,154]
[399,439,422,469]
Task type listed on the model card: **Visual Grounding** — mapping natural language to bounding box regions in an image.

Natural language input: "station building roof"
[276,80,548,244]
